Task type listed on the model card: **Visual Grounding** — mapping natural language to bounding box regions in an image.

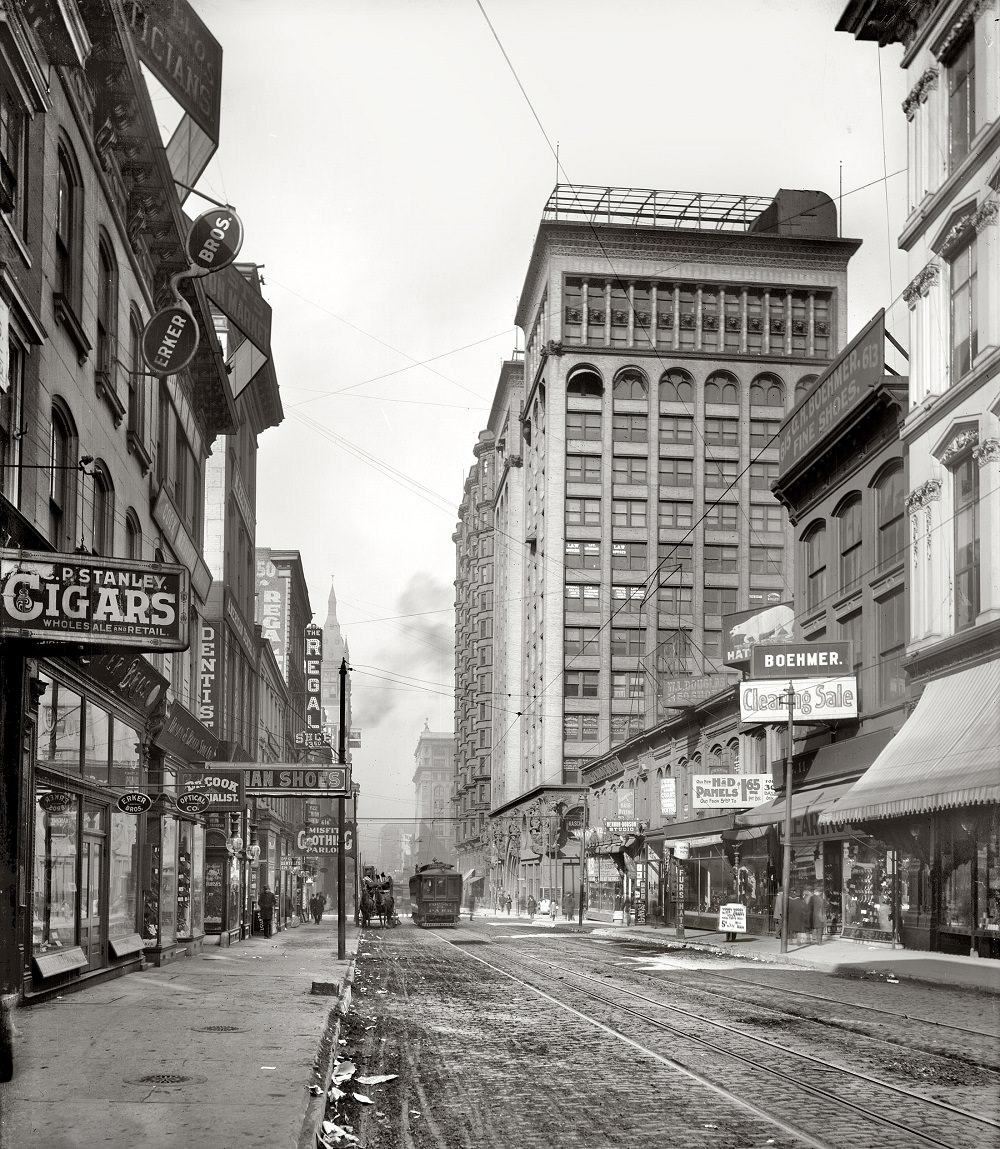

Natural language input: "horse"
[374,886,386,927]
[360,887,374,929]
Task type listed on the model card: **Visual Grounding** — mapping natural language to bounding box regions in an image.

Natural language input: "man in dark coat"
[258,886,276,937]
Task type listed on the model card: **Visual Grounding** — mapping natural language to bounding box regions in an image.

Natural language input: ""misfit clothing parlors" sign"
[0,549,189,650]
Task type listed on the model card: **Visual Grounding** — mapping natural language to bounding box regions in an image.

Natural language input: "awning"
[819,660,1000,825]
[462,868,477,882]
[648,813,737,844]
[735,782,856,828]
[799,727,897,787]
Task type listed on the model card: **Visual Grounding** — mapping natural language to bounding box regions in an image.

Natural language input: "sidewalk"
[484,910,1000,994]
[0,916,358,1149]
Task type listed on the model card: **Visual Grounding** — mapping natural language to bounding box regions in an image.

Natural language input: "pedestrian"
[505,893,512,915]
[773,886,784,936]
[788,887,806,942]
[809,886,826,944]
[549,897,557,923]
[527,894,536,920]
[258,885,276,938]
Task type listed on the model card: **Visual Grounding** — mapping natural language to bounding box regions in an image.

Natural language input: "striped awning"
[819,660,1000,826]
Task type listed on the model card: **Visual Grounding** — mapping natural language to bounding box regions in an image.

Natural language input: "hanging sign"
[751,642,852,678]
[739,677,858,722]
[117,792,152,815]
[0,549,190,650]
[176,791,210,814]
[141,306,200,377]
[186,207,244,272]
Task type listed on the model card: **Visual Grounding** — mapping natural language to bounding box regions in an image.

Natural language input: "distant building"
[470,183,860,906]
[412,722,456,871]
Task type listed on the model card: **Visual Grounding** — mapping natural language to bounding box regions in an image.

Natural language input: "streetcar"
[408,860,462,927]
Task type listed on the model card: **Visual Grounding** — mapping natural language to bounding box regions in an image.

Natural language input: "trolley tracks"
[448,935,1000,1149]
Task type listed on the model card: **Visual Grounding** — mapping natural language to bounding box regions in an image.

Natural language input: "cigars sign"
[0,550,189,651]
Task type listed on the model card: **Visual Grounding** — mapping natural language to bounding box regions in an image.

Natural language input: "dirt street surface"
[321,921,1000,1149]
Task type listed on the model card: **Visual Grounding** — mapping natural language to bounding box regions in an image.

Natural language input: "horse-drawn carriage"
[360,868,398,928]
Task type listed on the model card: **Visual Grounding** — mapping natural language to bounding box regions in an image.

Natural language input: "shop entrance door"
[80,836,104,968]
[81,803,107,970]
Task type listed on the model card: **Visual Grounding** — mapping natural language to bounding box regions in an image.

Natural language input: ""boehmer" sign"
[751,642,852,678]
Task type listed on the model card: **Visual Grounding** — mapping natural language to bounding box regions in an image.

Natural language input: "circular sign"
[673,841,690,861]
[39,791,74,813]
[118,792,152,815]
[185,207,244,273]
[141,306,200,378]
[176,791,210,814]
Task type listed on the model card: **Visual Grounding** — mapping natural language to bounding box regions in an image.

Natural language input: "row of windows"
[565,583,756,617]
[562,280,833,358]
[565,539,783,574]
[571,457,780,490]
[48,381,200,559]
[566,368,808,409]
[567,477,780,530]
[564,712,646,745]
[568,410,788,452]
[800,467,904,610]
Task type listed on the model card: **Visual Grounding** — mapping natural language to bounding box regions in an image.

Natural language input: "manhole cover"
[194,1025,244,1033]
[126,1073,207,1085]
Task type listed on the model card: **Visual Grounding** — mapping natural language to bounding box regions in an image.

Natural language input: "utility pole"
[780,680,795,955]
[337,657,348,960]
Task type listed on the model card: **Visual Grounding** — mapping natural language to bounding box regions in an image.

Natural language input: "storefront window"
[37,675,83,775]
[191,824,205,936]
[32,789,80,955]
[977,813,1000,934]
[110,720,141,789]
[108,811,138,941]
[177,822,193,938]
[160,817,177,945]
[843,839,893,932]
[227,856,241,932]
[142,818,161,947]
[941,819,975,928]
[83,705,110,785]
[204,853,225,932]
[587,856,621,913]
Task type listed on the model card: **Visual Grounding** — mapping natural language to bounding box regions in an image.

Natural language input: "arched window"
[750,373,784,408]
[803,520,827,610]
[659,368,693,403]
[128,308,145,441]
[125,509,142,560]
[836,494,863,592]
[49,401,77,549]
[96,234,118,377]
[795,374,818,403]
[874,464,905,569]
[88,461,114,555]
[55,143,83,311]
[704,371,738,405]
[708,744,724,773]
[612,368,648,401]
[567,368,603,399]
[727,739,740,772]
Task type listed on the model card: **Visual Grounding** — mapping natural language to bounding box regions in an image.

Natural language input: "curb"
[297,957,356,1149]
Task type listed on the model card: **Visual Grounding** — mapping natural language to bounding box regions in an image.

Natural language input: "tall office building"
[481,184,860,901]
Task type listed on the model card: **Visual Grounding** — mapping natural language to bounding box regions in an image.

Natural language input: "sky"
[171,0,909,863]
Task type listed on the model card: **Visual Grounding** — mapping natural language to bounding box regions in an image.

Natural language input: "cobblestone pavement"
[324,922,1000,1149]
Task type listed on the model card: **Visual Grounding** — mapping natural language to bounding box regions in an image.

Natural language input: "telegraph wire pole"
[337,657,348,960]
[781,680,795,955]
